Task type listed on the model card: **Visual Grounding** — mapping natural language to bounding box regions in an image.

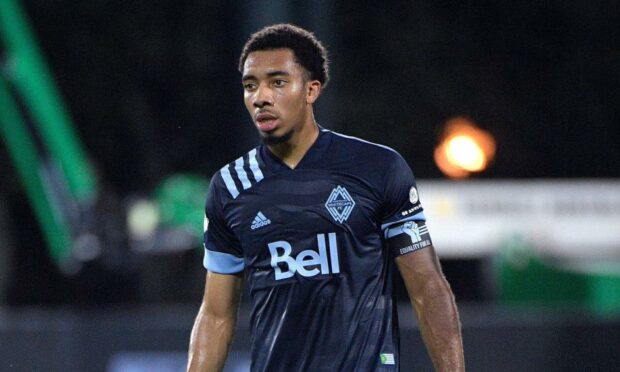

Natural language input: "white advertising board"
[417,180,620,259]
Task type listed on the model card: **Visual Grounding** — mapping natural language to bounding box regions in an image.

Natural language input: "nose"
[253,84,273,108]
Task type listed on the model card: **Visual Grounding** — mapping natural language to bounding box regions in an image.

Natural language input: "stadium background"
[1,0,619,371]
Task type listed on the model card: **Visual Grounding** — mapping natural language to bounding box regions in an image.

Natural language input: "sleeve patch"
[385,220,433,257]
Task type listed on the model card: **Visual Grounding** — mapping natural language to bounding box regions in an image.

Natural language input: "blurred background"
[1,0,619,371]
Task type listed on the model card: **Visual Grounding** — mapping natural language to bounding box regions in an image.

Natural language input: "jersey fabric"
[203,128,427,372]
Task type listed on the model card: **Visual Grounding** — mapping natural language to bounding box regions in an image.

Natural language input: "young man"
[188,24,464,372]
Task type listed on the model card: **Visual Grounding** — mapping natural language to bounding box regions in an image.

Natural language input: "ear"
[306,80,322,104]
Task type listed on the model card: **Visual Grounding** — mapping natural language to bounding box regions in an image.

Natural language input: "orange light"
[434,117,496,179]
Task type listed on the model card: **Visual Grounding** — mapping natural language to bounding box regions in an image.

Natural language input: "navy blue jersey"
[203,128,428,371]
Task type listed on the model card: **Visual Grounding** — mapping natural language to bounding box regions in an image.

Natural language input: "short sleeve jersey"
[203,129,427,372]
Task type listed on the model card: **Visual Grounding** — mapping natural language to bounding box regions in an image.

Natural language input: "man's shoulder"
[209,146,265,200]
[324,129,402,162]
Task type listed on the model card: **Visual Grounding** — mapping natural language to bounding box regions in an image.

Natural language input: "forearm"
[411,277,464,372]
[187,302,237,372]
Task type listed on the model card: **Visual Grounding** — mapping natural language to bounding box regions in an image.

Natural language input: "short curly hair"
[238,24,330,87]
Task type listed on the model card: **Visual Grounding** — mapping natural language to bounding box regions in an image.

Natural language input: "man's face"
[242,49,311,145]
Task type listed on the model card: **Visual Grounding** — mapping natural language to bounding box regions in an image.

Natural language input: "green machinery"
[0,0,98,271]
[0,0,206,273]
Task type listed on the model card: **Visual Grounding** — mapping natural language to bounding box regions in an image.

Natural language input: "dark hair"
[238,24,329,87]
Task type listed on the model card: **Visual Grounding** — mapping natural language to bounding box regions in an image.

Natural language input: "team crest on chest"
[325,186,356,223]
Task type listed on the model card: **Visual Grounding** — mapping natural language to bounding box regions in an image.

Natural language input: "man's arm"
[187,271,243,372]
[395,245,465,371]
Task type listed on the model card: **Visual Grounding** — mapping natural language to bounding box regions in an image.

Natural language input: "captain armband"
[385,220,433,257]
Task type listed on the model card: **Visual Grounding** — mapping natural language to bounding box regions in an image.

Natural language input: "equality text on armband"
[399,238,432,255]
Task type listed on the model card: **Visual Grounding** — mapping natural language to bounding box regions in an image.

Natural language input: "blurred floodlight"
[127,199,160,239]
[434,117,496,178]
[446,136,485,171]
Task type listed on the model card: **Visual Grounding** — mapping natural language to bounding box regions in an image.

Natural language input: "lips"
[255,111,279,132]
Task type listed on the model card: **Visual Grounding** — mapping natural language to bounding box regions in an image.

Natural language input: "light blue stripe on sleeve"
[248,148,264,182]
[380,211,426,231]
[235,157,252,190]
[385,222,428,238]
[220,165,239,199]
[204,249,245,274]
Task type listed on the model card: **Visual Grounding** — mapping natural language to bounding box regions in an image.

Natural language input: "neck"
[267,119,319,169]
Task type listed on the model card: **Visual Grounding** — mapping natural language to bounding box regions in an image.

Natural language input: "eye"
[243,82,257,91]
[273,79,287,87]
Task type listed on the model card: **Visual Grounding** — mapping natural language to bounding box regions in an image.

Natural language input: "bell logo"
[268,233,340,280]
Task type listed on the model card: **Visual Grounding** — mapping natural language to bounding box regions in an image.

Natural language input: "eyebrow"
[242,70,291,82]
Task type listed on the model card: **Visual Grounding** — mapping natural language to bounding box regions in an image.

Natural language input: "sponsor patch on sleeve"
[386,220,433,257]
[380,353,396,365]
[398,185,423,218]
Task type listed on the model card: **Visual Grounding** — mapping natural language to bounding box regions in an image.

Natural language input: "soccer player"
[188,24,464,371]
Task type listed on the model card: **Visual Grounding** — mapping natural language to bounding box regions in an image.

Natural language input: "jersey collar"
[259,126,332,173]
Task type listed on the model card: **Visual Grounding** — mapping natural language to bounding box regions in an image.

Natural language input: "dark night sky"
[12,0,620,195]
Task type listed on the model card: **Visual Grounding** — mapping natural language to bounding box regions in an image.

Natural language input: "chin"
[261,129,294,145]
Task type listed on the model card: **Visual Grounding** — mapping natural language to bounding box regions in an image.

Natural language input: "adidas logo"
[251,211,271,230]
